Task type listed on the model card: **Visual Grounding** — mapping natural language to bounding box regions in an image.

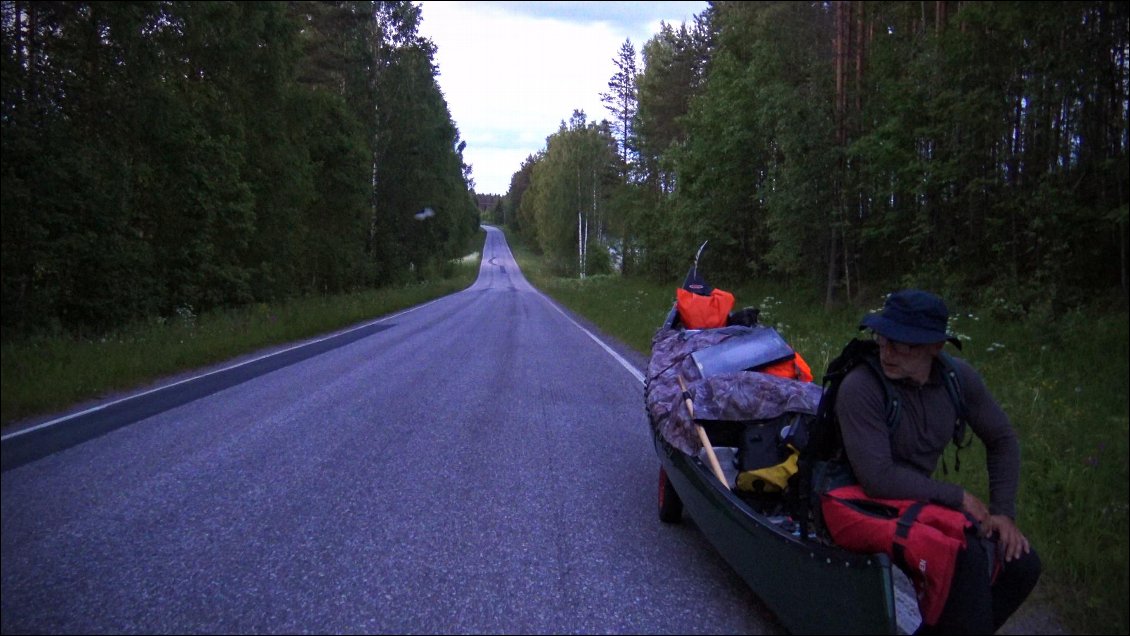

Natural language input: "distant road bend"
[1,226,780,634]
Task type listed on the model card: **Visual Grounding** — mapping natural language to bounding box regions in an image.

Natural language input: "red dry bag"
[676,287,735,329]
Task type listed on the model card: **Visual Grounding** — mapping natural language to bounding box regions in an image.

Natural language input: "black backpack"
[789,338,972,540]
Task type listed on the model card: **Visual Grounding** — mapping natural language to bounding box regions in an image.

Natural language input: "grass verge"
[508,230,1128,636]
[1,235,484,427]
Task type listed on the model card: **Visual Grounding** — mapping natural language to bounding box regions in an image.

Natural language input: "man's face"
[874,334,942,383]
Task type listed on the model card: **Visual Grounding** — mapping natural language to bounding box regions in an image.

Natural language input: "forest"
[496,1,1129,315]
[1,1,481,338]
[3,1,1127,333]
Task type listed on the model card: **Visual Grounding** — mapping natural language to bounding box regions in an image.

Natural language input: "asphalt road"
[1,226,780,634]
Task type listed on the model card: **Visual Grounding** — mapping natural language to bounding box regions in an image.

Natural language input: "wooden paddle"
[677,374,730,488]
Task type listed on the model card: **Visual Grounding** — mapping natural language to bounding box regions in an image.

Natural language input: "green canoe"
[651,422,903,634]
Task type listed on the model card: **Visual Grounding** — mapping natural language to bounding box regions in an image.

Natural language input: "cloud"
[417,1,706,194]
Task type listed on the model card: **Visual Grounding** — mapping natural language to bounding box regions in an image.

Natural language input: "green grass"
[1,242,484,427]
[509,232,1128,635]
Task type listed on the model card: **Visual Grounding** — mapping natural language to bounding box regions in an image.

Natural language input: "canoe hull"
[653,431,899,635]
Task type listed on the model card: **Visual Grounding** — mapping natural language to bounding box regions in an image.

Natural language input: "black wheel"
[658,466,684,523]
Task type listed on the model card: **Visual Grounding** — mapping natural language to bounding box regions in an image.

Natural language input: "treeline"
[474,193,501,213]
[1,1,480,337]
[497,1,1129,313]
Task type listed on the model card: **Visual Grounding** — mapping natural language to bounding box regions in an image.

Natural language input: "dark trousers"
[915,531,1042,635]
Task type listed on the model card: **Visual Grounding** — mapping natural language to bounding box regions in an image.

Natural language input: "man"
[836,289,1041,634]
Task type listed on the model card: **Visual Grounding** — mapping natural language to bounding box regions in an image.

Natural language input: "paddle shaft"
[677,375,730,488]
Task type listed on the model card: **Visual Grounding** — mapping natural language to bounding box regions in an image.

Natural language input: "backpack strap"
[938,352,973,472]
[862,347,972,472]
[860,349,901,435]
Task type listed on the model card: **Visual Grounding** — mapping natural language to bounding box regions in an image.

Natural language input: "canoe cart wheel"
[658,466,684,523]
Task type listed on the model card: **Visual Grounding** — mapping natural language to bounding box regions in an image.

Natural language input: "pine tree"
[601,39,638,179]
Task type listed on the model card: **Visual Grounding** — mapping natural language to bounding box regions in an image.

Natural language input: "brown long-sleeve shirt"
[836,355,1021,519]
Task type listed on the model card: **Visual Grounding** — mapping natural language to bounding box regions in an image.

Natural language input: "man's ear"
[926,342,945,356]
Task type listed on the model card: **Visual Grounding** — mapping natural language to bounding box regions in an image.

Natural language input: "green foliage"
[601,38,639,172]
[522,112,619,277]
[1,0,478,339]
[1,229,485,425]
[509,1,1128,311]
[666,2,838,285]
[953,309,1129,633]
[635,20,704,194]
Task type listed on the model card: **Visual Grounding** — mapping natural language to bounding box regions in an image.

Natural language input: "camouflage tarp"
[645,324,824,455]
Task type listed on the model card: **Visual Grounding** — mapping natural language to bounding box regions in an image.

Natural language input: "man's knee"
[991,546,1042,632]
[1002,546,1042,590]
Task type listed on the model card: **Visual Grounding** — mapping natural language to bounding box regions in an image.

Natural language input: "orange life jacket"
[676,287,735,329]
[759,351,814,382]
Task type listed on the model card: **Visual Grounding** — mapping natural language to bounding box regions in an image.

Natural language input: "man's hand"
[985,515,1031,562]
[961,490,991,527]
[963,490,1031,562]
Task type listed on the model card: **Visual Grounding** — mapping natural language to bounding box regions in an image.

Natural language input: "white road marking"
[1,297,449,442]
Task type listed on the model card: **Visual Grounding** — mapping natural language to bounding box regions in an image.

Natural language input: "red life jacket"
[821,484,972,626]
[676,287,735,329]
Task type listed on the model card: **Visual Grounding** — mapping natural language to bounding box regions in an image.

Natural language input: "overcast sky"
[415,1,708,196]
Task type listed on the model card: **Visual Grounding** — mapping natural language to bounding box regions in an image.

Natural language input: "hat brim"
[860,314,961,349]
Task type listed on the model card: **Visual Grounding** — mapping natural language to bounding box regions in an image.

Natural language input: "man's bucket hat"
[860,289,961,348]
